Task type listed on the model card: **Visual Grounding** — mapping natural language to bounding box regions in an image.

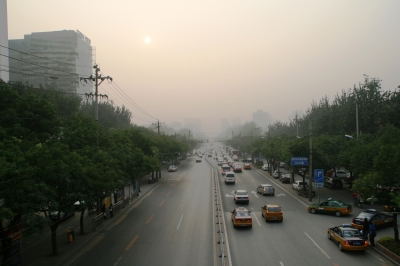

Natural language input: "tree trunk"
[394,213,398,242]
[80,209,85,235]
[50,223,59,255]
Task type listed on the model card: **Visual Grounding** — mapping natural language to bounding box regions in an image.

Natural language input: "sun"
[145,37,151,44]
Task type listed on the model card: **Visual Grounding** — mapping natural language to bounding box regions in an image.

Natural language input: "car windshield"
[236,211,250,217]
[357,212,374,219]
[268,207,281,212]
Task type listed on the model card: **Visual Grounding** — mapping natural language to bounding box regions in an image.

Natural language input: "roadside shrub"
[378,237,400,256]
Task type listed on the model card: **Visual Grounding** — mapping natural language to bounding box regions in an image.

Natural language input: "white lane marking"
[276,193,286,197]
[250,178,255,182]
[279,262,284,266]
[304,232,331,259]
[113,256,122,265]
[251,191,259,198]
[225,194,234,197]
[366,249,384,262]
[177,214,184,229]
[252,212,261,226]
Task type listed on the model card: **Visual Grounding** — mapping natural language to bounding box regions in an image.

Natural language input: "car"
[279,174,290,183]
[224,172,236,184]
[243,163,251,170]
[327,169,350,178]
[384,203,399,212]
[261,204,283,222]
[168,165,178,172]
[234,190,249,204]
[208,154,212,157]
[327,224,368,251]
[217,159,224,166]
[232,155,239,161]
[196,158,202,163]
[307,199,352,217]
[233,164,242,173]
[324,178,343,189]
[49,210,75,222]
[272,170,282,179]
[279,162,285,168]
[221,164,231,175]
[257,184,275,196]
[351,209,393,230]
[292,180,308,190]
[261,164,269,171]
[231,207,252,228]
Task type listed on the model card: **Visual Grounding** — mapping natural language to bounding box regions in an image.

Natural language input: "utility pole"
[308,120,313,202]
[80,64,112,122]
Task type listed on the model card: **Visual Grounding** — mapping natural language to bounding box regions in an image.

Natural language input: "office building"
[9,30,93,94]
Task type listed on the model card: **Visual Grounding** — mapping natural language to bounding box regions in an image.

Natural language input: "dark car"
[351,209,393,230]
[279,174,290,183]
[324,178,343,189]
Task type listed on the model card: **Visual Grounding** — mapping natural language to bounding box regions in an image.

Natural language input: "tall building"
[0,0,9,82]
[9,30,93,94]
[252,110,274,131]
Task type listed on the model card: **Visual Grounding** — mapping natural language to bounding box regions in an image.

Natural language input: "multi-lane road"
[69,144,395,266]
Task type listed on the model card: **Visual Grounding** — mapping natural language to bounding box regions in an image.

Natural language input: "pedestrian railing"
[92,213,104,231]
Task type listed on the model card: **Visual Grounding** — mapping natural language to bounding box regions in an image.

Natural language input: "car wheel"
[328,232,332,240]
[338,243,343,252]
[335,211,342,217]
[310,208,316,214]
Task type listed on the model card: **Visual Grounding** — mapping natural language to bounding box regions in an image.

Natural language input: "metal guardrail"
[93,213,104,231]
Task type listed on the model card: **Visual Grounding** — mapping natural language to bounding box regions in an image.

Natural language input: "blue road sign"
[291,157,308,166]
[314,169,324,184]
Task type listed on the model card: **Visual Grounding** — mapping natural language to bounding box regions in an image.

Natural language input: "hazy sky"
[7,0,400,137]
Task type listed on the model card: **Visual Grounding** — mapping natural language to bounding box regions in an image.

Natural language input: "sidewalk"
[15,175,161,266]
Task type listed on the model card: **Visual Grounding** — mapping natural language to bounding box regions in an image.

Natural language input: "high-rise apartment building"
[0,0,9,82]
[252,110,273,131]
[9,30,93,94]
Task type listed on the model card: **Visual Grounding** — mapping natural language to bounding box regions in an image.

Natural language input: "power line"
[0,44,92,68]
[0,53,90,77]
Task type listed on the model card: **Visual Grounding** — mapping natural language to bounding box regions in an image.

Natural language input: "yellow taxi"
[261,204,283,222]
[327,224,368,251]
[231,207,253,228]
[351,209,393,230]
[243,163,252,170]
[307,199,352,217]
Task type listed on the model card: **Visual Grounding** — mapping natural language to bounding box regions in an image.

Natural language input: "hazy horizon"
[6,0,400,137]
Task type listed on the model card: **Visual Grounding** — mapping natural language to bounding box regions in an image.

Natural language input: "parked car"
[279,174,290,183]
[327,169,350,178]
[292,181,308,190]
[327,224,368,251]
[324,178,343,189]
[351,209,393,229]
[272,170,282,179]
[257,184,275,196]
[261,164,269,171]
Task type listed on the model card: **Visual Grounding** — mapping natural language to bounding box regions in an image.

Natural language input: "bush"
[378,237,400,256]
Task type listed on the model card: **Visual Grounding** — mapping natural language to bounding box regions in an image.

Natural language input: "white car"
[292,181,309,190]
[233,190,249,204]
[261,164,269,171]
[257,184,275,196]
[272,170,282,179]
[224,172,236,184]
[333,170,350,178]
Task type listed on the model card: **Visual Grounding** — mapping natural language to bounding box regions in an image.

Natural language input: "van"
[222,164,231,175]
[224,172,236,184]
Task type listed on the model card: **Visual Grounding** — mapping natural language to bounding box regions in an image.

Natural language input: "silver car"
[257,184,275,196]
[224,172,236,184]
[234,190,249,204]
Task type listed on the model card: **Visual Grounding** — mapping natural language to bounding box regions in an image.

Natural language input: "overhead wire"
[0,44,92,68]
